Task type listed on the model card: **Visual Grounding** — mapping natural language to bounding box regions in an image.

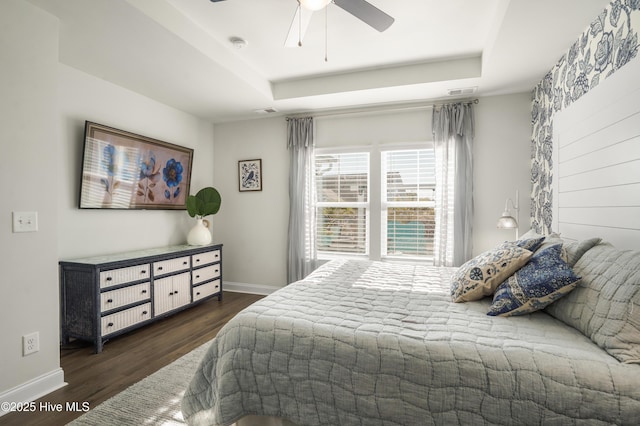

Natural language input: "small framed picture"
[238,159,262,192]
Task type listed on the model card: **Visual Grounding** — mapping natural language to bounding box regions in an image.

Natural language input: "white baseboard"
[223,281,280,296]
[0,368,66,417]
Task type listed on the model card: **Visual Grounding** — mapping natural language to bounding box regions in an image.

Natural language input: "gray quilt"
[182,259,640,425]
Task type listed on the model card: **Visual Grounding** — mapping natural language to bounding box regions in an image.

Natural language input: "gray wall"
[1,0,216,405]
[1,0,62,401]
[57,64,216,259]
[214,93,533,293]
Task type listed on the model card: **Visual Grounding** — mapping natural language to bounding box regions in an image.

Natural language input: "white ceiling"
[28,0,610,123]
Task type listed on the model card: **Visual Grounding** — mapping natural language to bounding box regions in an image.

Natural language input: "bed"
[181,235,640,425]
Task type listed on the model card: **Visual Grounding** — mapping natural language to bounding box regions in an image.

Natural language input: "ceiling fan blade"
[284,6,314,47]
[334,0,394,32]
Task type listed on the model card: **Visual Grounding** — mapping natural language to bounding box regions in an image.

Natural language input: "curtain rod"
[287,98,479,120]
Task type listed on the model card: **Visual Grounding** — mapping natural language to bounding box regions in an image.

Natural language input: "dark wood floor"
[1,291,263,426]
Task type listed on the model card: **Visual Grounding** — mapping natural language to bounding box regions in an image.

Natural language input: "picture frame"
[79,121,194,210]
[238,159,262,192]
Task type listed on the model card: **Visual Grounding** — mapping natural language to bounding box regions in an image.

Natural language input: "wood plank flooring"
[1,291,263,426]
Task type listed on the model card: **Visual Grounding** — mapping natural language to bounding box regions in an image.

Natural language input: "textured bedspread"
[182,260,640,425]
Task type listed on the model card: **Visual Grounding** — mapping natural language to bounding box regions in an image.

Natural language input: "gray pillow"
[562,237,602,266]
[545,242,640,364]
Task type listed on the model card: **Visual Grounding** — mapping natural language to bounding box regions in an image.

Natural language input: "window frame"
[315,147,371,259]
[315,142,434,263]
[380,144,436,261]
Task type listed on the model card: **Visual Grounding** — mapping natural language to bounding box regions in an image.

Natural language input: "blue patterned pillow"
[515,236,546,252]
[487,244,581,317]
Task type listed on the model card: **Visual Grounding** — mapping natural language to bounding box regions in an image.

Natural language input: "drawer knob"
[107,322,114,327]
[196,275,200,279]
[158,266,163,271]
[215,253,219,258]
[169,292,174,296]
[142,311,148,315]
[106,277,112,281]
[183,261,188,265]
[196,292,201,296]
[141,270,147,274]
[142,290,147,294]
[196,259,200,262]
[107,298,113,303]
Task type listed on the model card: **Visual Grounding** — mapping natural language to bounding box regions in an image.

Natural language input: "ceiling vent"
[447,86,478,96]
[253,107,279,114]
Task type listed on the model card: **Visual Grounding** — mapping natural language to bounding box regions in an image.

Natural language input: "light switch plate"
[12,211,38,233]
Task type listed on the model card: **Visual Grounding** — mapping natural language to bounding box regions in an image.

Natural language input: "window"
[315,145,435,261]
[315,152,369,255]
[382,148,435,258]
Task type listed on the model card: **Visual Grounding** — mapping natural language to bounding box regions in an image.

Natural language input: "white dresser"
[60,244,222,353]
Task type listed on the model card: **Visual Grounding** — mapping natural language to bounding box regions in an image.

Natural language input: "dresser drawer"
[100,282,150,312]
[101,303,151,336]
[100,264,150,289]
[192,249,220,267]
[192,264,220,285]
[193,279,221,302]
[153,255,190,276]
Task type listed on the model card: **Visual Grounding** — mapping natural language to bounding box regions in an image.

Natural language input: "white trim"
[0,368,66,417]
[223,281,280,296]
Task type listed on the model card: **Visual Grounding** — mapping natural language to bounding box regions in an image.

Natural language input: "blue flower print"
[136,151,161,203]
[139,151,157,180]
[594,31,614,72]
[616,31,638,69]
[163,159,183,188]
[469,267,483,281]
[102,144,116,177]
[100,144,121,196]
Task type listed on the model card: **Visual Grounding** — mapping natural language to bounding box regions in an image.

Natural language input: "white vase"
[187,218,212,246]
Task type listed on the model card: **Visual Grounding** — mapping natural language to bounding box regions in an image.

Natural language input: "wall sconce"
[497,190,519,239]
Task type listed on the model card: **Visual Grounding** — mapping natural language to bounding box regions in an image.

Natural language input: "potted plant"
[186,187,222,245]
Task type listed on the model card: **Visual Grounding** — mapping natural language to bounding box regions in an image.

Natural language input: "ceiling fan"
[209,0,394,47]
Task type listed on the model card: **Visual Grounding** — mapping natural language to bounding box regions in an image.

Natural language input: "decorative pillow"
[451,242,532,303]
[545,242,640,364]
[515,236,546,252]
[519,232,601,266]
[487,244,581,317]
[561,237,602,267]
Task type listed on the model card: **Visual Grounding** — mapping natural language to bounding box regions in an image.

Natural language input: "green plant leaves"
[186,187,221,217]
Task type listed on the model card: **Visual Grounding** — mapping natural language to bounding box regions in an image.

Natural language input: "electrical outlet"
[23,332,39,356]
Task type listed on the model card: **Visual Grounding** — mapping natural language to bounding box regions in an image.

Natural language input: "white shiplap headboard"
[553,57,640,250]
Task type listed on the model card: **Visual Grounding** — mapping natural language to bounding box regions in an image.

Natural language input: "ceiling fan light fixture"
[299,0,331,11]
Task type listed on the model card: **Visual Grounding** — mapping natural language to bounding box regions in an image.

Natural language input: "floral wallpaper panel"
[530,0,639,234]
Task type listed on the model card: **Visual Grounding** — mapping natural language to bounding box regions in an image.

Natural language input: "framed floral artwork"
[238,159,262,192]
[79,121,193,210]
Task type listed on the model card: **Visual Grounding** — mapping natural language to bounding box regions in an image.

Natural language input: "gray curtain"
[432,102,475,266]
[286,117,317,283]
